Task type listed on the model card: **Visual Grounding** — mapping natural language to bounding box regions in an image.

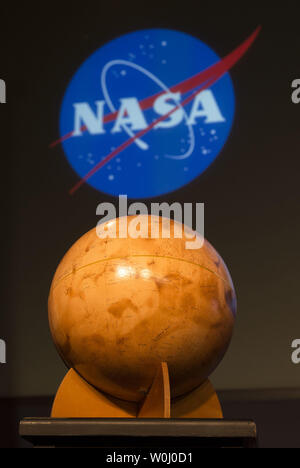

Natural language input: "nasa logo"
[56,28,260,198]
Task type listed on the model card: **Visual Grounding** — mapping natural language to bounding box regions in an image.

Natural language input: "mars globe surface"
[48,216,236,403]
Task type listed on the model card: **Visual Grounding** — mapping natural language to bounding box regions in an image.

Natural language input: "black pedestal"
[19,418,257,450]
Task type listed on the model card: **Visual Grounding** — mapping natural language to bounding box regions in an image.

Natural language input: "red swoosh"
[58,27,261,194]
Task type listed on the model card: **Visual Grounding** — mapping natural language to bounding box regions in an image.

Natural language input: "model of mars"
[48,215,236,403]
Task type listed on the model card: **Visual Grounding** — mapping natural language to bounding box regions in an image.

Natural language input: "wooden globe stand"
[51,362,223,419]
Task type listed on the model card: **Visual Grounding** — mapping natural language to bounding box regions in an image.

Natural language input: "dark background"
[0,3,299,447]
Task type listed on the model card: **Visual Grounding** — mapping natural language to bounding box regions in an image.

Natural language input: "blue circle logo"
[60,28,235,198]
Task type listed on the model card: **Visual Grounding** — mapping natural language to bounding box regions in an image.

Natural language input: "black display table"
[19,418,257,449]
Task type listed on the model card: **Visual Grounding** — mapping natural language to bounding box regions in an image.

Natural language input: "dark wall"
[0,3,299,402]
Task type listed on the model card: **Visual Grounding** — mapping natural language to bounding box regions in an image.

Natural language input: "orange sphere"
[48,216,236,402]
